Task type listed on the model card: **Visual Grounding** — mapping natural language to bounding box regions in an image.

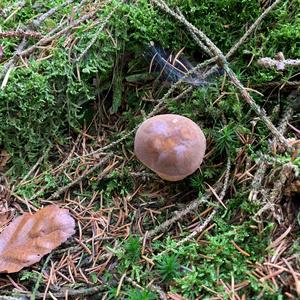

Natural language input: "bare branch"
[258,52,300,70]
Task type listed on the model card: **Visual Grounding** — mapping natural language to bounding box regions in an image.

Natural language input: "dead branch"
[31,0,75,28]
[155,157,231,256]
[45,153,114,202]
[226,0,283,60]
[75,3,118,62]
[72,57,218,162]
[152,0,292,152]
[145,193,211,240]
[18,11,97,58]
[251,81,300,89]
[258,52,300,70]
[14,285,107,299]
[0,1,26,19]
[0,30,42,39]
[250,107,296,221]
[0,0,76,84]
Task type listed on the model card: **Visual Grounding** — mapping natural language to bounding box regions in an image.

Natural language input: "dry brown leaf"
[0,205,75,273]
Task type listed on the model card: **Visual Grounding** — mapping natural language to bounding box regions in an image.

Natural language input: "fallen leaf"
[0,205,75,273]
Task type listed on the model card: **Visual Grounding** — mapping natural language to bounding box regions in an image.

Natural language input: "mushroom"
[134,114,206,181]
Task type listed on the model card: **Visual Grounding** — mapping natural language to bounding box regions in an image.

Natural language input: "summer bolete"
[134,114,206,181]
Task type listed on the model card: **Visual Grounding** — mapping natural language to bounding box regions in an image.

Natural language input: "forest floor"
[0,0,300,299]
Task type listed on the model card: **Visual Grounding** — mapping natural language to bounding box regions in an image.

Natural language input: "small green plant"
[19,270,39,282]
[123,237,141,263]
[156,254,180,282]
[213,123,239,156]
[126,288,156,300]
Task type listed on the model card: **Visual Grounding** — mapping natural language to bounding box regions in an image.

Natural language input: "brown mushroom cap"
[134,114,206,181]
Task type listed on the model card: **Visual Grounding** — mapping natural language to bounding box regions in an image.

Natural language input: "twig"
[24,0,109,59]
[249,106,294,202]
[155,157,231,256]
[283,258,300,296]
[226,0,283,60]
[0,30,42,39]
[0,63,14,90]
[116,272,126,297]
[248,158,267,203]
[0,0,76,85]
[0,1,26,18]
[258,52,300,71]
[152,0,292,152]
[31,0,75,28]
[16,285,107,299]
[152,0,224,58]
[145,192,211,239]
[199,0,283,77]
[156,209,217,258]
[75,57,218,160]
[251,81,300,89]
[149,285,168,300]
[0,297,28,300]
[75,2,117,62]
[256,162,298,223]
[225,65,291,150]
[31,254,53,300]
[277,107,294,137]
[45,153,114,202]
[125,277,168,300]
[18,12,97,58]
[153,86,193,115]
[219,157,231,200]
[0,39,26,89]
[18,146,51,186]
